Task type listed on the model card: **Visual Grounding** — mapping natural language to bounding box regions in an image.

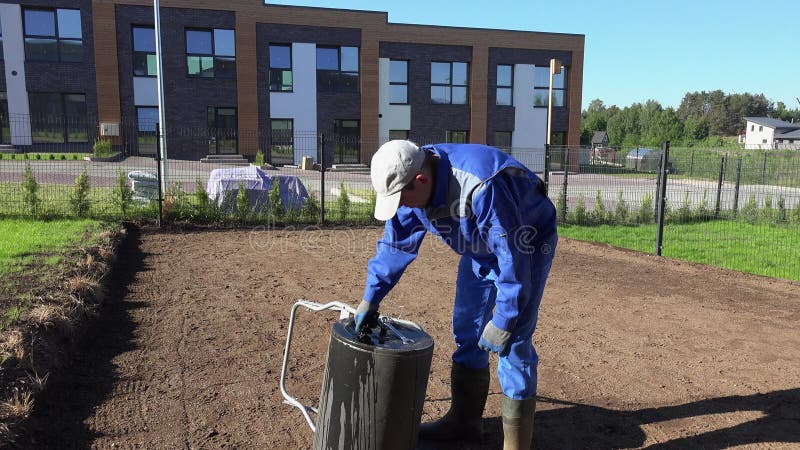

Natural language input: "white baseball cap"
[370,140,425,220]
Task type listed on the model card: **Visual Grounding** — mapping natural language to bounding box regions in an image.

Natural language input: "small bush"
[740,194,759,223]
[254,150,265,167]
[48,154,55,160]
[777,195,787,222]
[236,182,250,221]
[368,190,377,219]
[301,193,321,222]
[23,153,29,160]
[638,193,653,224]
[676,191,692,223]
[269,179,284,219]
[71,154,79,160]
[555,191,566,223]
[23,165,40,217]
[0,153,4,160]
[93,139,113,157]
[590,190,606,224]
[70,170,91,217]
[695,190,711,219]
[614,191,629,223]
[194,177,212,220]
[35,154,41,160]
[113,170,133,217]
[762,194,774,221]
[164,182,191,220]
[59,154,66,160]
[793,202,800,224]
[337,182,351,221]
[570,194,588,224]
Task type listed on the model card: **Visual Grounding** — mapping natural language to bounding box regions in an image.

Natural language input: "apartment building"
[0,1,584,165]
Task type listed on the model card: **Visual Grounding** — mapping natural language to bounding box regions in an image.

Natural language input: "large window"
[496,65,513,106]
[133,26,156,76]
[136,107,158,154]
[446,130,469,143]
[389,60,408,104]
[334,119,360,164]
[186,29,235,78]
[207,107,237,154]
[269,44,292,91]
[495,131,512,152]
[317,46,359,93]
[533,65,567,108]
[29,93,87,143]
[269,119,294,165]
[431,62,468,105]
[23,8,82,62]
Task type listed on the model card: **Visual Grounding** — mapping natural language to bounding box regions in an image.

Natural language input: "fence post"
[319,133,326,224]
[543,143,550,195]
[655,141,670,256]
[689,149,695,177]
[560,147,569,221]
[733,157,742,217]
[761,152,767,184]
[155,122,163,227]
[714,154,726,218]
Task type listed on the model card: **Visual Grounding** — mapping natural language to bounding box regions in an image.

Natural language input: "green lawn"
[0,218,105,273]
[558,221,800,280]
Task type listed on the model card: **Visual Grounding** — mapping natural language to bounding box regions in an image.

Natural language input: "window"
[0,21,4,60]
[133,26,156,76]
[317,46,359,93]
[269,44,292,91]
[29,93,87,143]
[207,107,237,154]
[495,131,512,152]
[136,107,158,154]
[334,119,360,164]
[533,65,568,108]
[431,62,468,104]
[389,130,409,141]
[751,125,754,131]
[446,130,469,143]
[759,125,763,131]
[186,29,235,78]
[0,92,9,145]
[762,139,767,144]
[389,60,408,104]
[269,119,294,165]
[496,65,513,106]
[23,8,82,62]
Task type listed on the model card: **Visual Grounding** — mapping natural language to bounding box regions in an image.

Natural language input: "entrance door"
[334,119,359,164]
[0,92,9,145]
[207,107,237,154]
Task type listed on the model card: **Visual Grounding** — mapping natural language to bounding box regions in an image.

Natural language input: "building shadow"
[417,388,800,449]
[12,225,152,450]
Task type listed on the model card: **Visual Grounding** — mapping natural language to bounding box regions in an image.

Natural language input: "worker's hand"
[478,321,511,355]
[354,300,379,332]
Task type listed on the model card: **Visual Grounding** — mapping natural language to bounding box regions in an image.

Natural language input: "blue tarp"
[206,166,309,214]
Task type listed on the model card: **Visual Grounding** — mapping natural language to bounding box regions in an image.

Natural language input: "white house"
[743,117,800,150]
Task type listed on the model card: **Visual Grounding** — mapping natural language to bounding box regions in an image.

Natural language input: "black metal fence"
[2,124,799,278]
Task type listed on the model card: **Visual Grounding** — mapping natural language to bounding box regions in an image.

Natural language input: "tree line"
[581,91,800,147]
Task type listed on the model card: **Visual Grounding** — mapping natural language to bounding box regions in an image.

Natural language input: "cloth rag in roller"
[206,166,309,214]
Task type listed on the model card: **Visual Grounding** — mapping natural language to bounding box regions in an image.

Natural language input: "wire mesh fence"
[1,125,799,279]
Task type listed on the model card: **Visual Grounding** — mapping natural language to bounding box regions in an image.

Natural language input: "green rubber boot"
[418,363,490,442]
[501,396,536,450]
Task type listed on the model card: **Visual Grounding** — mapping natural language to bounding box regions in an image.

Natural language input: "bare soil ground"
[13,226,800,449]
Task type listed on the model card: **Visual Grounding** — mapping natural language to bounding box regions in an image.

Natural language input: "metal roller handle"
[280,299,355,432]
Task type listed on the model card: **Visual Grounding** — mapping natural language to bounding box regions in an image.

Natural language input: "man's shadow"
[418,388,800,449]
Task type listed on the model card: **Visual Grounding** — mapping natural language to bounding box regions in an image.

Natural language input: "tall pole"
[154,0,168,193]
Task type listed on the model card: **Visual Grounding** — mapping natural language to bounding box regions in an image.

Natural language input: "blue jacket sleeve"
[363,208,427,306]
[472,175,535,332]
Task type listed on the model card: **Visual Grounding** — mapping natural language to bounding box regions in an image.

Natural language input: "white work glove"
[478,321,511,355]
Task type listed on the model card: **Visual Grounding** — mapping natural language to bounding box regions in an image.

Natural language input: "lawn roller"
[280,299,434,450]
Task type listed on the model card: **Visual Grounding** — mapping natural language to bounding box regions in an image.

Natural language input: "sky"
[264,0,799,111]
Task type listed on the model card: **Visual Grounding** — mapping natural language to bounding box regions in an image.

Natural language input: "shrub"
[740,194,758,224]
[793,202,800,224]
[762,194,774,221]
[638,193,653,224]
[301,192,321,222]
[555,190,566,223]
[614,191,629,224]
[570,194,588,224]
[254,149,265,167]
[113,170,133,217]
[93,139,113,157]
[35,153,41,160]
[590,190,606,224]
[164,182,191,220]
[676,191,692,223]
[194,177,211,220]
[23,153,29,160]
[48,154,55,160]
[777,195,787,222]
[269,179,284,219]
[368,189,377,220]
[59,154,66,160]
[23,164,40,217]
[695,190,711,219]
[70,170,91,217]
[336,182,350,221]
[0,153,4,160]
[236,182,250,221]
[71,154,79,160]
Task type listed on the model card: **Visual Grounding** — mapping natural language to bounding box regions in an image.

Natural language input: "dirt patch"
[12,227,800,449]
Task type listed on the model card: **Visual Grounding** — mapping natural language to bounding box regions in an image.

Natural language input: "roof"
[591,131,608,144]
[776,129,800,139]
[744,117,800,130]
